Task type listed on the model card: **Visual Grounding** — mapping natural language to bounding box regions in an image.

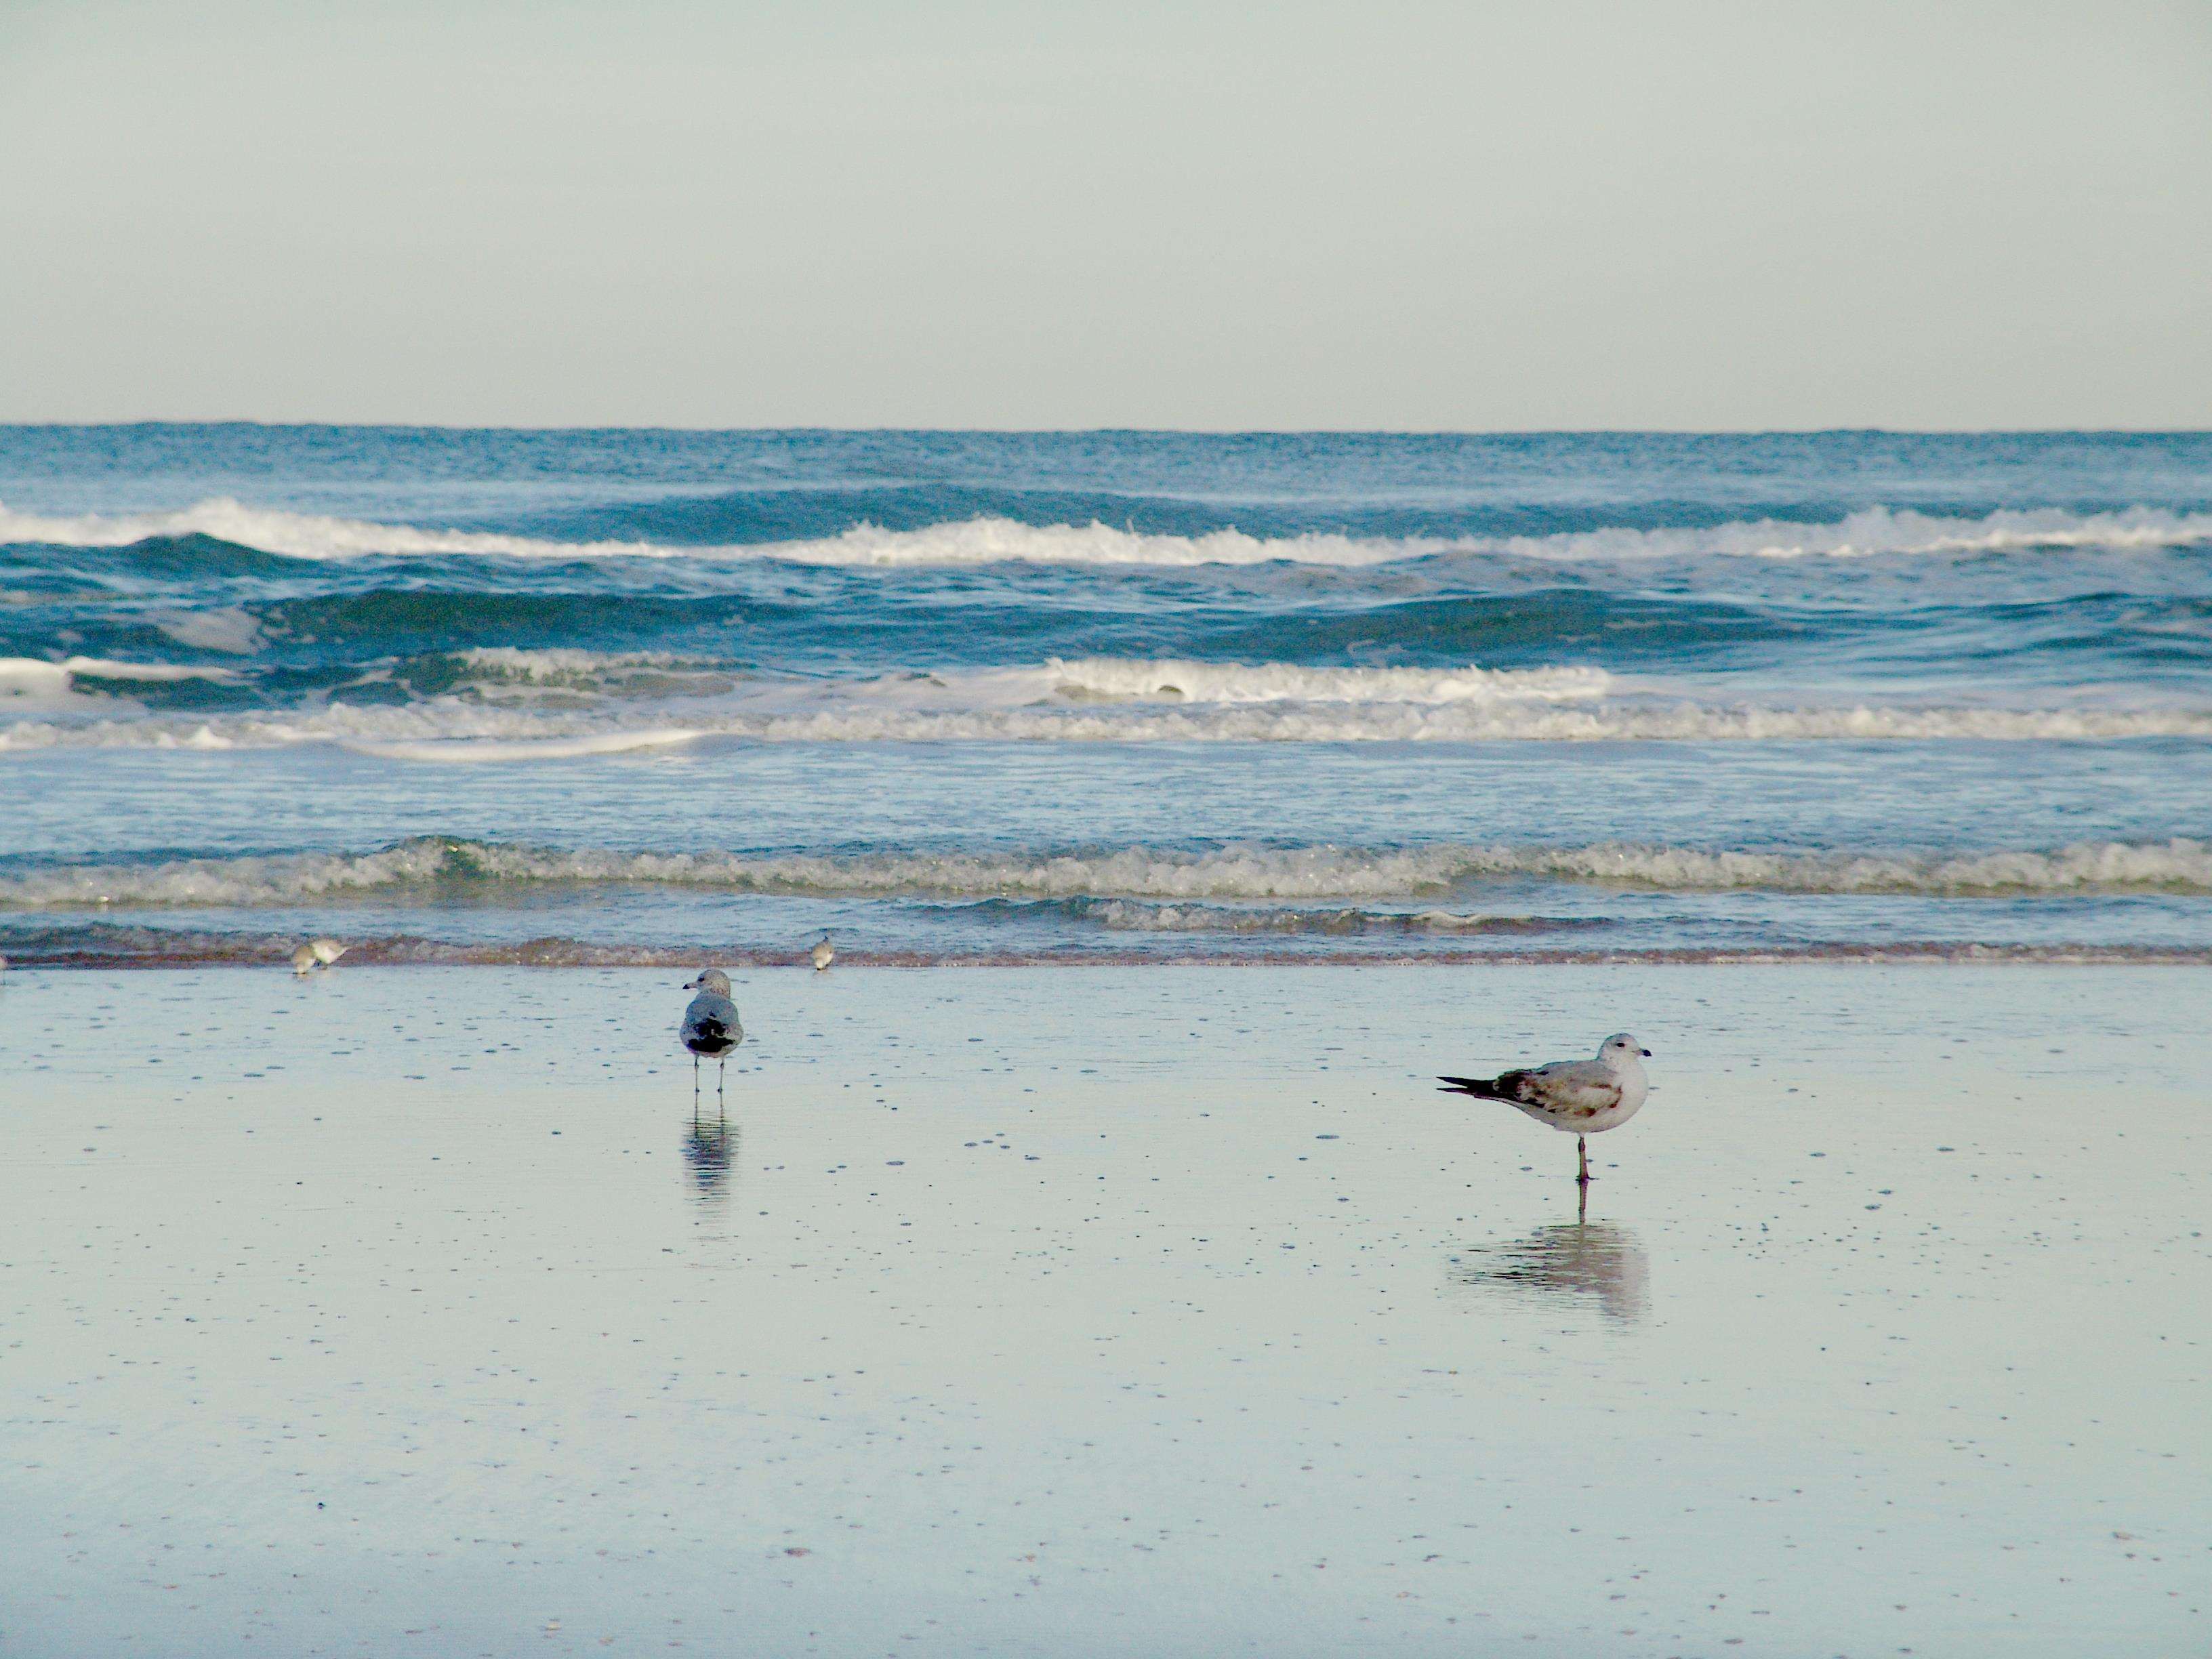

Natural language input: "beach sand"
[1,965,2203,1656]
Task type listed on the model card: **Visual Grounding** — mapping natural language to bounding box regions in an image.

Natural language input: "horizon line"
[4,419,2210,440]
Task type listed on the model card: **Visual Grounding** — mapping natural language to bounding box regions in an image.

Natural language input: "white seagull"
[809,933,834,973]
[291,937,348,975]
[679,968,744,1099]
[1439,1032,1653,1185]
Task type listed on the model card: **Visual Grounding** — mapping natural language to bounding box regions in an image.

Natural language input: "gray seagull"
[1439,1032,1653,1185]
[679,968,744,1101]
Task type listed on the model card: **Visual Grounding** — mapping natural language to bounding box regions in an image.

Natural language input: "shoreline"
[11,942,2212,969]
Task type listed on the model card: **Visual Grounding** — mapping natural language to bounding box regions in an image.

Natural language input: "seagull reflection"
[1446,1213,1651,1322]
[682,1107,737,1201]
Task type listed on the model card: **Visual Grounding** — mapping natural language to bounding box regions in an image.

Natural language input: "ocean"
[3,425,2208,968]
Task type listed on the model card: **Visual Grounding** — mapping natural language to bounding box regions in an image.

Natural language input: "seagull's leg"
[693,1053,700,1107]
[1576,1178,1589,1224]
[1576,1135,1591,1185]
[718,1057,726,1105]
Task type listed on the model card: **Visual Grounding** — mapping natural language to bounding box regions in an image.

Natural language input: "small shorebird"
[1439,1032,1652,1185]
[809,933,834,972]
[290,938,348,975]
[679,968,744,1100]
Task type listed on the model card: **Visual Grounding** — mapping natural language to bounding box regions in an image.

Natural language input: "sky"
[1,0,2207,430]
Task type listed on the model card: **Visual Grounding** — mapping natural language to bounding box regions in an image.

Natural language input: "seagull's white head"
[1599,1032,1652,1065]
[685,968,732,996]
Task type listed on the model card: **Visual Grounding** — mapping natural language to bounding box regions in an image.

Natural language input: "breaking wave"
[7,499,2211,567]
[0,655,243,708]
[4,922,2202,970]
[1029,657,1609,705]
[5,700,2205,752]
[5,835,2209,909]
[3,651,2208,749]
[975,898,1605,935]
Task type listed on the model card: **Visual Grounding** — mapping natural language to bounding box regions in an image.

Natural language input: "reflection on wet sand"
[1446,1214,1651,1322]
[683,1109,737,1202]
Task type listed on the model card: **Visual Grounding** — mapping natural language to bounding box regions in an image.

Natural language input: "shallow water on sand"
[1,966,2204,1656]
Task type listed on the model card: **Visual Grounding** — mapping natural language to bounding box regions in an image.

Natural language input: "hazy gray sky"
[2,0,2207,428]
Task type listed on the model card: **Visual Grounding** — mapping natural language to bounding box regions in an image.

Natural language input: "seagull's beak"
[1641,1048,1653,1057]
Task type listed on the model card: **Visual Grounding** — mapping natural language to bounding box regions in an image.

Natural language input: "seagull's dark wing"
[680,994,743,1057]
[1439,1071,1523,1101]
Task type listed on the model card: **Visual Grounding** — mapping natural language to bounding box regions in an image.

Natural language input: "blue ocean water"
[3,426,2209,966]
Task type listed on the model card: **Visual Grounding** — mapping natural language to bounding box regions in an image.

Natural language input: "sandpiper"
[290,938,348,975]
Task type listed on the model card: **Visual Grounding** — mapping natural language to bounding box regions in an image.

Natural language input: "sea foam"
[4,691,2207,751]
[6,498,2210,567]
[3,649,2207,750]
[5,836,2207,908]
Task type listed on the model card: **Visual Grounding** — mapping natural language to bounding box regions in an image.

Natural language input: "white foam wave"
[147,607,265,655]
[1033,657,1610,705]
[1492,505,2212,562]
[0,655,239,687]
[450,647,697,681]
[0,659,106,708]
[435,647,737,703]
[1062,900,1588,935]
[419,652,1603,712]
[1476,838,2212,895]
[5,690,2208,751]
[0,655,241,712]
[346,729,706,762]
[0,499,678,561]
[0,498,1411,567]
[6,918,2203,969]
[3,836,2206,909]
[3,650,2207,749]
[6,498,2209,567]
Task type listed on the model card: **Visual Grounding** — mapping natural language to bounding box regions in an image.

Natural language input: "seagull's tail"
[1437,1073,1508,1100]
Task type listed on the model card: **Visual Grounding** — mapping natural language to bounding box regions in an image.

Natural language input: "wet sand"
[1,966,2204,1656]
